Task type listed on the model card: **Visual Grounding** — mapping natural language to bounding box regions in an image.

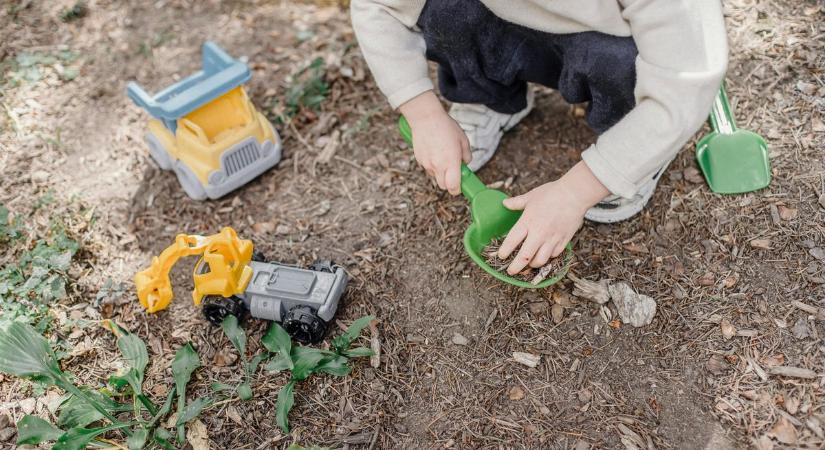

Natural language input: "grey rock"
[609,283,657,327]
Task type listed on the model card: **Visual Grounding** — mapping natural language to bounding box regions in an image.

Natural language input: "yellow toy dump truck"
[127,42,281,200]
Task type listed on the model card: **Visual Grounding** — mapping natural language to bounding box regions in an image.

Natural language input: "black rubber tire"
[202,296,247,326]
[282,305,327,344]
[251,249,267,262]
[309,259,336,273]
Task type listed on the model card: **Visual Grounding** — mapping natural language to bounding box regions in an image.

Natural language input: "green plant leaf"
[262,322,292,357]
[276,381,295,433]
[221,315,246,356]
[16,415,63,445]
[247,352,267,377]
[343,347,375,358]
[127,427,148,450]
[53,422,132,450]
[171,343,200,443]
[314,355,351,377]
[289,347,327,381]
[264,353,293,373]
[237,383,253,401]
[175,397,211,426]
[103,321,149,395]
[153,428,175,450]
[57,388,127,429]
[331,315,375,354]
[0,321,62,383]
[209,382,235,392]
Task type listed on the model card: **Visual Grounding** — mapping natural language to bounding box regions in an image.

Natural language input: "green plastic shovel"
[398,116,572,289]
[695,84,771,194]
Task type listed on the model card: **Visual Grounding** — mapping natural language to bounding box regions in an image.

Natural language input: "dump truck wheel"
[309,260,336,273]
[251,249,267,262]
[202,296,246,325]
[283,305,327,344]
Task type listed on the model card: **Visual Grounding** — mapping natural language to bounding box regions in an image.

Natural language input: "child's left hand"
[497,161,610,275]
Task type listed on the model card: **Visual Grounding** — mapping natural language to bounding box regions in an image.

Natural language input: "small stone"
[0,427,15,442]
[451,333,469,346]
[818,193,825,210]
[684,166,704,184]
[513,351,541,368]
[796,80,816,95]
[706,354,729,375]
[252,221,276,234]
[810,247,825,260]
[750,239,772,250]
[30,170,50,183]
[609,283,656,327]
[791,318,810,340]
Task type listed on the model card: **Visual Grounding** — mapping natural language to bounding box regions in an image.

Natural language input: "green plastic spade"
[399,116,572,289]
[696,84,771,194]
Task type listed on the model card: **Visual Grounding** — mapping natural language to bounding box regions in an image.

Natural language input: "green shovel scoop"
[399,116,572,289]
[695,84,771,194]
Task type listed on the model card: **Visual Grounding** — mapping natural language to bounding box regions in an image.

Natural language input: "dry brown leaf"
[187,419,210,450]
[698,272,715,286]
[623,242,649,254]
[760,354,785,367]
[777,205,798,221]
[508,386,525,401]
[552,290,575,307]
[720,319,736,340]
[706,354,728,375]
[252,221,276,234]
[551,303,565,324]
[768,417,797,445]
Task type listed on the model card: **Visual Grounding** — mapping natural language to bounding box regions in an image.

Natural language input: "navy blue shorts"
[417,0,638,133]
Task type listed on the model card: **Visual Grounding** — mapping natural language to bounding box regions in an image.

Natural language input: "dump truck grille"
[223,141,261,176]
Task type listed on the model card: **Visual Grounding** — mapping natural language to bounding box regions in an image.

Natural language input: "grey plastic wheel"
[174,161,208,200]
[145,131,173,170]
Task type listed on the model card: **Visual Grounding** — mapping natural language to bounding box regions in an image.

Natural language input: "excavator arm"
[134,227,254,313]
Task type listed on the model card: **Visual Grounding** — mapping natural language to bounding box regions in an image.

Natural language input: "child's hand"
[497,161,610,275]
[400,91,471,195]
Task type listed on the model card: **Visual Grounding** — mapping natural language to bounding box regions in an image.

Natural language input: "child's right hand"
[399,91,471,196]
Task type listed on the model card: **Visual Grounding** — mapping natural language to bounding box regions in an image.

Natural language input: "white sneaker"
[584,161,673,223]
[449,87,535,172]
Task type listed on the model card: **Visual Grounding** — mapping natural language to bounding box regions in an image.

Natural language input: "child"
[351,0,728,275]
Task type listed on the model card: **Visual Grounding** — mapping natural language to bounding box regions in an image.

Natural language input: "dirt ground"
[1,0,824,449]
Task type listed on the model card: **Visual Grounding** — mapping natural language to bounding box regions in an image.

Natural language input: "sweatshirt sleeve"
[580,0,729,198]
[350,0,431,109]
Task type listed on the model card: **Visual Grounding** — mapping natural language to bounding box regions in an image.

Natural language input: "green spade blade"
[696,84,771,194]
[399,116,572,288]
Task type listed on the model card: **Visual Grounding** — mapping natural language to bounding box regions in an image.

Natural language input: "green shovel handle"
[398,116,487,201]
[709,84,737,135]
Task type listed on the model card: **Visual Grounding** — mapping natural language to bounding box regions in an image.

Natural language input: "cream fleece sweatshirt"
[350,0,729,198]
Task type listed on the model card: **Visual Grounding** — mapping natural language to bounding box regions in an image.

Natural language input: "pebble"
[451,333,469,346]
[609,283,657,327]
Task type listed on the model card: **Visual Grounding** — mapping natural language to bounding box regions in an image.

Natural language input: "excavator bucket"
[134,227,254,313]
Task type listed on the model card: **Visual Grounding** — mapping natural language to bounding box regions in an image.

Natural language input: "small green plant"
[283,57,329,118]
[59,1,88,22]
[0,320,204,449]
[263,315,375,432]
[218,316,266,401]
[0,204,80,330]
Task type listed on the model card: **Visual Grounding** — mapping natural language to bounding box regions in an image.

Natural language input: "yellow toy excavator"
[133,227,349,344]
[134,227,254,313]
